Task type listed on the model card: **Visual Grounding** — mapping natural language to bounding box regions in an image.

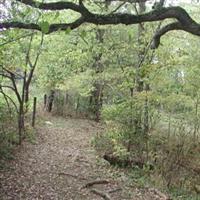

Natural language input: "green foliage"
[162,93,193,113]
[1,2,200,199]
[39,21,50,34]
[0,98,17,161]
[65,27,71,35]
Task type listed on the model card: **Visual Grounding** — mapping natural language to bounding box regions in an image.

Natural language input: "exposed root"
[58,172,86,180]
[90,188,111,200]
[82,179,110,189]
[108,188,122,193]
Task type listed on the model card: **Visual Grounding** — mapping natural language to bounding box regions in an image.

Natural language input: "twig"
[109,2,126,14]
[90,188,111,200]
[82,179,110,189]
[58,172,86,180]
[0,85,15,92]
[0,87,18,113]
[0,32,36,47]
[108,188,122,193]
[0,87,11,114]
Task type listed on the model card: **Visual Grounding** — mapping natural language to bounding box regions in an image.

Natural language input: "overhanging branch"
[1,2,200,48]
[1,17,85,33]
[151,22,183,49]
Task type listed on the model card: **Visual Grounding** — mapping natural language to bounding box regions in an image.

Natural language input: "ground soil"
[0,113,170,200]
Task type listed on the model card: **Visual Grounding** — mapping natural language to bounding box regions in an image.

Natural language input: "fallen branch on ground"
[103,154,153,169]
[108,188,122,193]
[82,179,110,189]
[90,188,112,200]
[58,172,86,180]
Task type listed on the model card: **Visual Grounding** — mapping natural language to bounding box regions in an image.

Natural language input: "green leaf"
[54,11,60,19]
[128,33,132,42]
[35,1,40,8]
[65,27,71,35]
[80,30,87,38]
[39,21,50,34]
[79,30,88,44]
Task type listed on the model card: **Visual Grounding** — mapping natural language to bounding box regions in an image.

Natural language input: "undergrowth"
[92,122,200,200]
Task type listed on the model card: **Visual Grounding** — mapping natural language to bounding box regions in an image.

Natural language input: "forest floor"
[0,112,170,200]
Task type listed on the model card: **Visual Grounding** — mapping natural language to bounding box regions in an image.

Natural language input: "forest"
[0,0,200,199]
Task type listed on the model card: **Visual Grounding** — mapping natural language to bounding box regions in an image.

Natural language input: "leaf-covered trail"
[0,114,169,200]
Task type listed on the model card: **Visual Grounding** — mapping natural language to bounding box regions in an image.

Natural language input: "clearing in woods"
[0,113,169,200]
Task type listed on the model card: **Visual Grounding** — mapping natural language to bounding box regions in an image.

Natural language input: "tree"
[0,32,44,144]
[1,0,200,48]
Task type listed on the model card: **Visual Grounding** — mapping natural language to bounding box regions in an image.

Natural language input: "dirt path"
[0,114,169,200]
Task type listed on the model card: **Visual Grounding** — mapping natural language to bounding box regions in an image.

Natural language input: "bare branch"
[10,74,22,103]
[0,85,15,91]
[0,68,22,103]
[0,72,11,79]
[26,33,44,87]
[0,86,19,113]
[109,2,126,14]
[1,67,23,79]
[0,86,12,114]
[0,32,36,47]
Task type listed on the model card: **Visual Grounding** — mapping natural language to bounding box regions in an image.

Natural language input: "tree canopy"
[1,0,200,48]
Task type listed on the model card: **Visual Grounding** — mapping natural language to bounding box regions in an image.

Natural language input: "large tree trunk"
[90,29,105,122]
[134,2,146,135]
[127,1,147,152]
